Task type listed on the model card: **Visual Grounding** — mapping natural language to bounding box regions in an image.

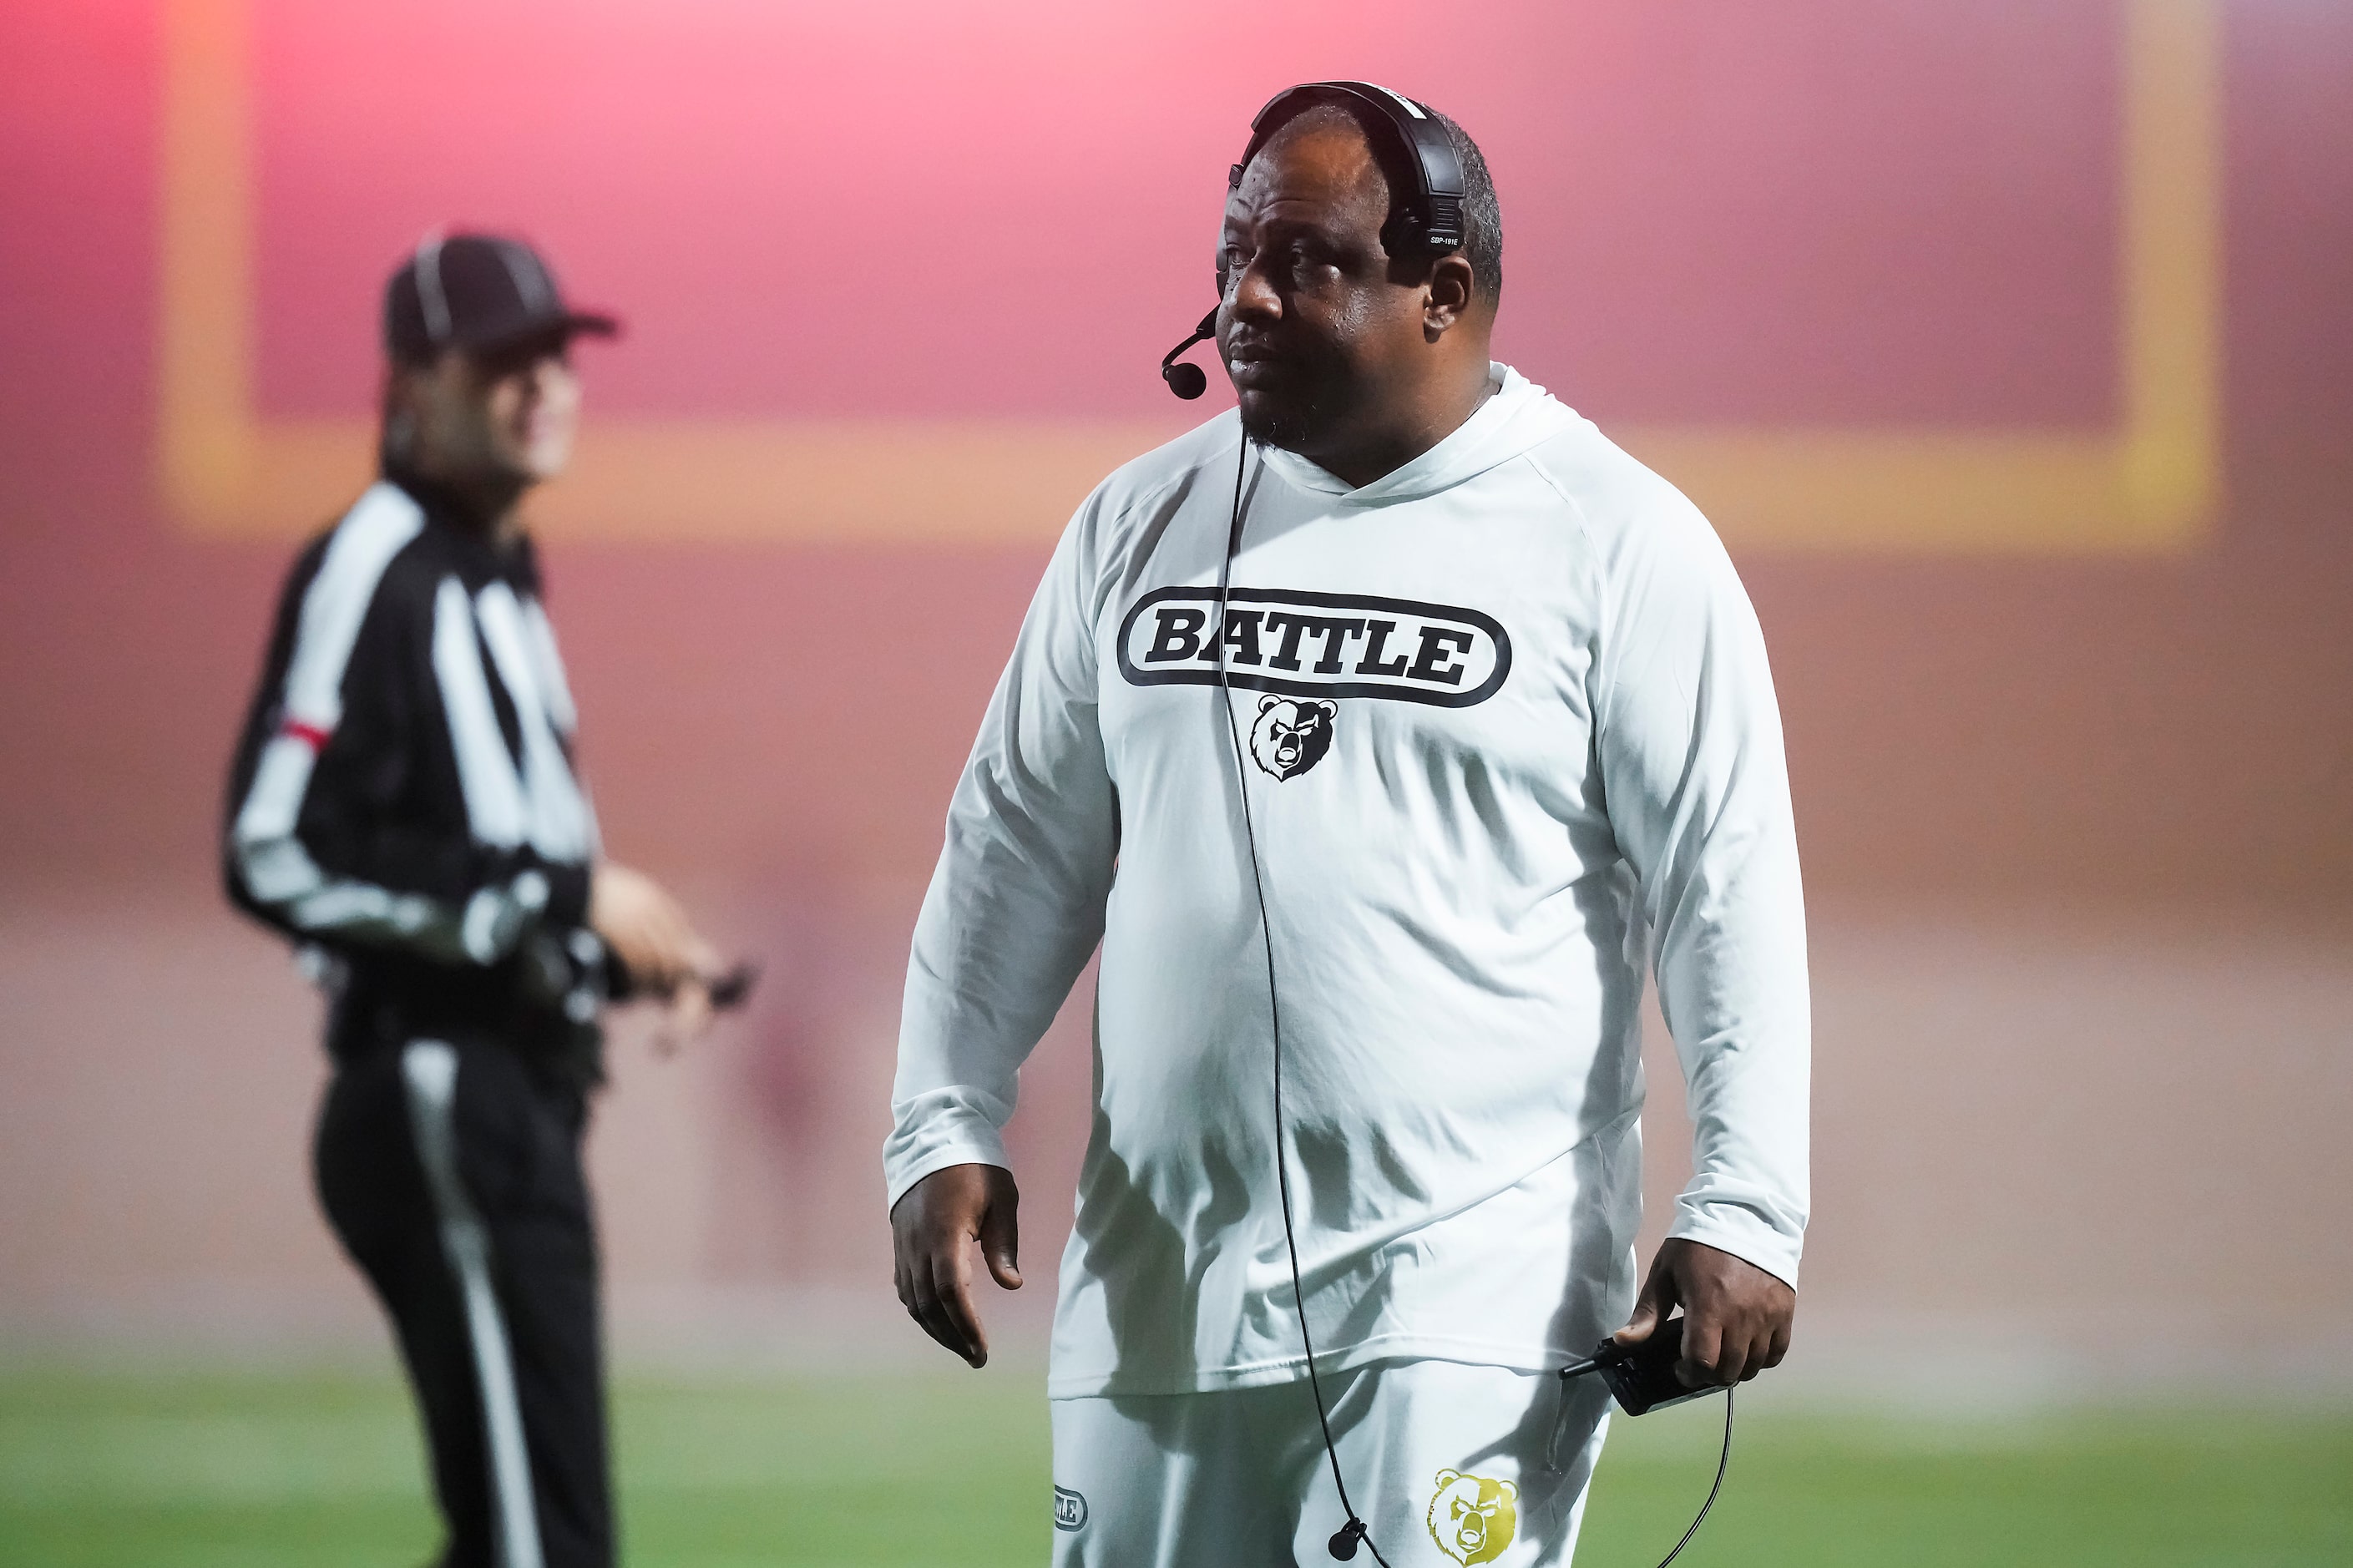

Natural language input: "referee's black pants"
[316,1034,613,1568]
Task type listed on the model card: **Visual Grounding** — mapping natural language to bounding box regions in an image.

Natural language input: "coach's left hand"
[1615,1237,1795,1388]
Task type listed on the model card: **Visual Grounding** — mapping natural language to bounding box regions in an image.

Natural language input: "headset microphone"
[1161,308,1217,399]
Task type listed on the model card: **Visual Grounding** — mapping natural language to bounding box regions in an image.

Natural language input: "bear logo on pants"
[1247,696,1336,781]
[1427,1469,1518,1565]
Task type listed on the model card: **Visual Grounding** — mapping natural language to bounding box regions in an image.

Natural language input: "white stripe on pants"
[402,1040,546,1568]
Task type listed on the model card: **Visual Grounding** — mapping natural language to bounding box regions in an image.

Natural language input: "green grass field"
[1,1367,2345,1566]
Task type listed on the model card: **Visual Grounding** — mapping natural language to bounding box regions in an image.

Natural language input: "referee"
[225,232,722,1568]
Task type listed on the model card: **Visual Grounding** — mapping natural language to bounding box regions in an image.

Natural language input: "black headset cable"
[1657,1385,1732,1568]
[1212,427,1733,1568]
[1212,433,1394,1566]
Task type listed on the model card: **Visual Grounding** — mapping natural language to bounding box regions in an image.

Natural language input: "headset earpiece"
[1236,82,1466,259]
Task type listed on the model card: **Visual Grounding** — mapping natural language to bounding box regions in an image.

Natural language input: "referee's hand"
[891,1163,1022,1368]
[1615,1237,1795,1388]
[590,862,722,1054]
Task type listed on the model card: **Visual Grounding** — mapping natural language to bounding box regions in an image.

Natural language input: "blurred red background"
[1,0,2346,1382]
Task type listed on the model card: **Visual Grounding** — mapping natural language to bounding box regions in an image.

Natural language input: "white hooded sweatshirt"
[888,366,1809,1399]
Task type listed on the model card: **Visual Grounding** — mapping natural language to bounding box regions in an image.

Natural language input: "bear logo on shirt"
[1248,695,1336,780]
[1427,1469,1518,1565]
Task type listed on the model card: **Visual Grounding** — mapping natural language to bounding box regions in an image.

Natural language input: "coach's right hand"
[892,1163,1022,1368]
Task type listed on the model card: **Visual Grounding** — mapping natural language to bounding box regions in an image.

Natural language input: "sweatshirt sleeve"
[884,499,1121,1211]
[1591,493,1811,1287]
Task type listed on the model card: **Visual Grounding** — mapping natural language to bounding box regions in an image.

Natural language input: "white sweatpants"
[1048,1358,1615,1568]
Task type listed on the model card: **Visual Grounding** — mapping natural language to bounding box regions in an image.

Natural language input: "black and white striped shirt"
[225,473,609,1073]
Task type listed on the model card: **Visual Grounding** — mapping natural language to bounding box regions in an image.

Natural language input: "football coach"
[888,85,1808,1566]
[225,232,725,1568]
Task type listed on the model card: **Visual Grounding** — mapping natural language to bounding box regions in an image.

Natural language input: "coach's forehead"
[1228,108,1391,230]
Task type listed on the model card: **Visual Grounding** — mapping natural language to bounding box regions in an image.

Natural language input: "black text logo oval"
[1116,587,1511,709]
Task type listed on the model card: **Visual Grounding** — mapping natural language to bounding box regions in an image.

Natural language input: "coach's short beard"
[1238,391,1337,456]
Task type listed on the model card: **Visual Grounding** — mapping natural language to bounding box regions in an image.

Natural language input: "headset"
[1195,83,1737,1568]
[1162,81,1466,401]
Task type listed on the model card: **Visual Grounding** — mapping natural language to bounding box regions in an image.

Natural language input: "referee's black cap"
[383,231,619,366]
